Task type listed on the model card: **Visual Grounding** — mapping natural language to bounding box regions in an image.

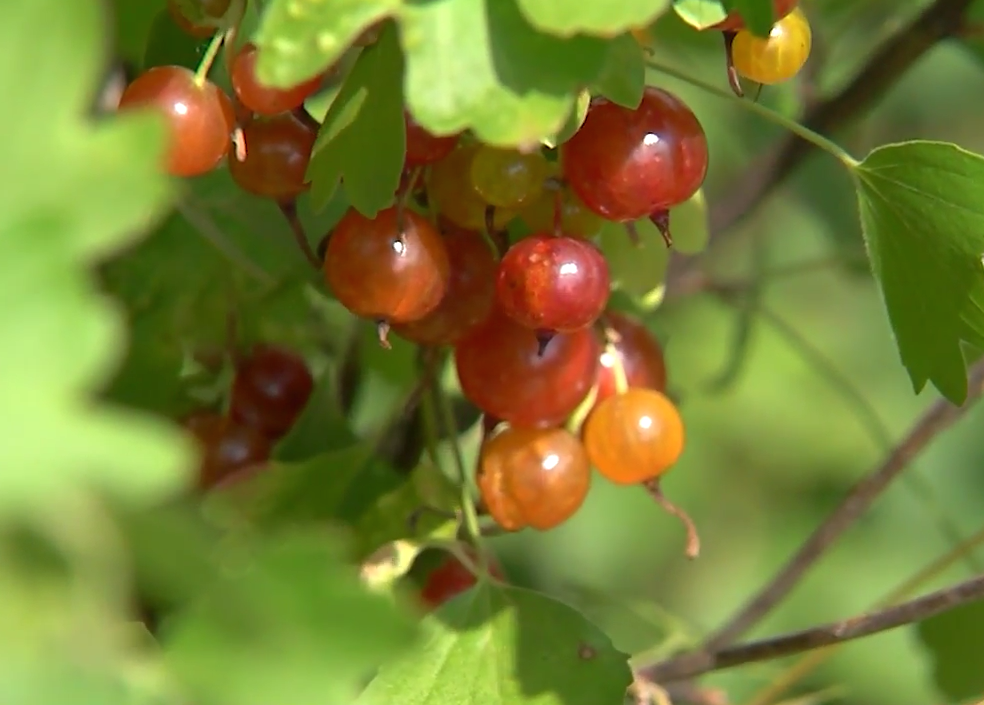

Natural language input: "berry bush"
[10,0,984,703]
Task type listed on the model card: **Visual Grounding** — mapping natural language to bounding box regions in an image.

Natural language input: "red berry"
[561,87,708,222]
[583,388,685,485]
[117,66,235,178]
[229,344,315,440]
[454,306,599,428]
[185,412,272,489]
[231,43,324,116]
[479,426,591,531]
[496,233,610,333]
[324,207,451,324]
[420,550,504,608]
[392,223,497,346]
[228,111,317,201]
[710,0,797,31]
[405,111,460,167]
[595,312,667,403]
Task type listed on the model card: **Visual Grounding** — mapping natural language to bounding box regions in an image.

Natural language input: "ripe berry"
[117,66,235,178]
[185,412,272,489]
[228,110,317,201]
[496,233,610,333]
[478,426,591,531]
[469,146,549,210]
[520,183,604,239]
[583,388,685,485]
[405,111,460,167]
[595,312,667,403]
[710,0,797,31]
[166,0,230,38]
[426,145,517,231]
[392,223,497,346]
[731,7,812,85]
[231,43,324,116]
[229,344,315,440]
[420,550,504,608]
[324,207,451,324]
[455,306,599,428]
[561,87,708,222]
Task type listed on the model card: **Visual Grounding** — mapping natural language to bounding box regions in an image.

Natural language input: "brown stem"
[277,199,321,270]
[640,571,984,682]
[643,479,700,559]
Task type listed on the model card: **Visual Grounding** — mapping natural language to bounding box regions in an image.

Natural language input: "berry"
[324,207,451,323]
[710,0,797,31]
[426,145,517,231]
[166,0,230,38]
[583,388,684,485]
[228,111,317,201]
[117,66,235,178]
[231,43,324,116]
[478,426,591,531]
[595,312,667,403]
[405,111,460,167]
[420,550,504,608]
[229,344,315,440]
[731,7,812,85]
[455,306,599,428]
[561,87,708,222]
[496,233,610,333]
[520,182,604,239]
[185,412,272,489]
[392,223,497,346]
[469,146,549,210]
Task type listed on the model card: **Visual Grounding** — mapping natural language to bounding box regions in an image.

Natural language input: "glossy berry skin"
[455,306,599,428]
[595,312,667,403]
[420,551,504,608]
[166,0,230,38]
[324,207,451,323]
[732,7,812,85]
[496,233,610,333]
[561,87,708,222]
[470,146,549,210]
[583,388,685,485]
[520,185,604,239]
[426,145,517,231]
[231,44,324,116]
[185,412,272,489]
[392,224,497,346]
[118,66,235,178]
[229,344,315,440]
[228,111,317,201]
[478,426,591,531]
[709,0,797,31]
[405,111,460,167]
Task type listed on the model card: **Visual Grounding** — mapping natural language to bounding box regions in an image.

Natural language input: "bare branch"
[639,571,984,682]
[667,0,976,294]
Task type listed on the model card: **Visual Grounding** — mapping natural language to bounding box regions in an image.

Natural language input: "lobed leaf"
[515,0,670,37]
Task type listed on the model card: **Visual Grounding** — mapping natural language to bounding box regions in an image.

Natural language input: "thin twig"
[642,571,984,682]
[667,0,975,294]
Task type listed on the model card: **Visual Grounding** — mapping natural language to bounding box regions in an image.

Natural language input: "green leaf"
[162,531,417,705]
[669,189,710,255]
[671,0,728,30]
[722,0,775,36]
[515,0,669,37]
[853,141,984,404]
[113,0,168,65]
[400,0,609,149]
[916,597,984,702]
[0,0,195,507]
[599,218,670,311]
[591,33,646,109]
[254,0,400,88]
[143,9,206,71]
[356,582,632,705]
[541,91,590,149]
[308,22,405,216]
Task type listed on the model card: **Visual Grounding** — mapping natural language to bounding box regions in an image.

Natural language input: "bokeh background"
[480,1,984,703]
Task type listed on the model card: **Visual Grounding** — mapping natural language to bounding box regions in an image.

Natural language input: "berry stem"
[645,60,859,169]
[602,321,630,395]
[194,30,228,87]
